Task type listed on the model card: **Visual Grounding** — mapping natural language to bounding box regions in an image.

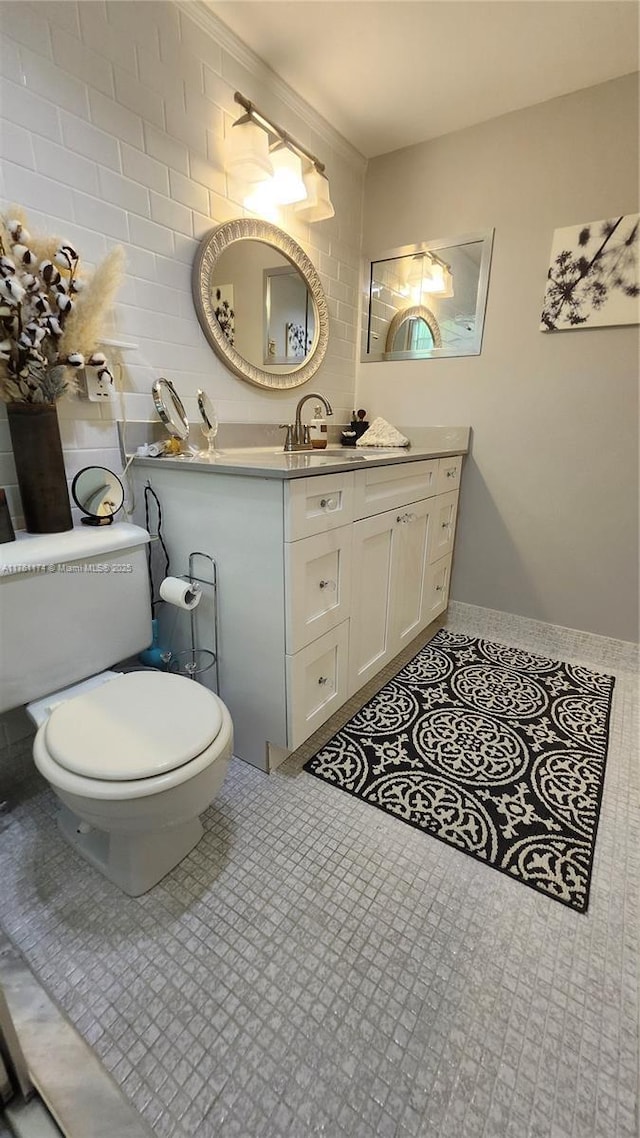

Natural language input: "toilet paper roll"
[159,576,201,610]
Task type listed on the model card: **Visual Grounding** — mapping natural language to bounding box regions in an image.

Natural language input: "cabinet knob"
[435,584,443,592]
[446,468,456,478]
[318,676,329,685]
[441,521,449,529]
[320,496,338,511]
[319,579,336,591]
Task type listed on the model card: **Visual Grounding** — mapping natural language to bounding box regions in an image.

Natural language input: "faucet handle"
[302,424,311,446]
[280,424,294,452]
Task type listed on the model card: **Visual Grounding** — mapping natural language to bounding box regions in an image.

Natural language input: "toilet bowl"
[31,670,233,896]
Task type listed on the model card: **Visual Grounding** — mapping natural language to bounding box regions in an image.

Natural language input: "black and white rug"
[304,630,615,912]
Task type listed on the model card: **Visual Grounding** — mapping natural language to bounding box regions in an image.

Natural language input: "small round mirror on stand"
[152,377,189,440]
[72,466,124,526]
[197,390,219,456]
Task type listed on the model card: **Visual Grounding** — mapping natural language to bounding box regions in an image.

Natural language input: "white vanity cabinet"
[133,450,463,772]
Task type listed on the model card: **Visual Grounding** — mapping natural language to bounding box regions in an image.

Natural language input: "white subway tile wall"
[0,0,366,528]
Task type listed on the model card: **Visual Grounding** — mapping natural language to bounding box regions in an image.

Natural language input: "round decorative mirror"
[192,219,329,390]
[72,466,124,526]
[385,305,442,357]
[152,377,189,440]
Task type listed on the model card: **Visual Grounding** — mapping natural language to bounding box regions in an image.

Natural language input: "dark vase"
[6,401,73,534]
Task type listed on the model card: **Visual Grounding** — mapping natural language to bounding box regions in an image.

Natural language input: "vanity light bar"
[233,91,326,176]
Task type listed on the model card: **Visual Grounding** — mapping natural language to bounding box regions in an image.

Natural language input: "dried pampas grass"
[59,246,124,358]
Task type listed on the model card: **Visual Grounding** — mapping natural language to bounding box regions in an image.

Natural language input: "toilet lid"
[44,672,223,781]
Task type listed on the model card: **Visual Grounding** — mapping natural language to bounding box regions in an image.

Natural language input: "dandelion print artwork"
[286,321,312,359]
[540,214,639,331]
[212,283,235,346]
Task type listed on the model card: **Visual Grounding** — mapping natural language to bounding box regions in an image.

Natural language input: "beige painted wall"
[359,73,639,642]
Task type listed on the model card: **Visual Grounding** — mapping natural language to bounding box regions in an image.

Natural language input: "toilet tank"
[0,523,152,714]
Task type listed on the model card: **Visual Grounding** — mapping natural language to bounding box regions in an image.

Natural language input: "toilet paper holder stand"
[168,551,220,692]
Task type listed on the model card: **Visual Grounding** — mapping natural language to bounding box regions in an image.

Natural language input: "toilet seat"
[44,672,224,781]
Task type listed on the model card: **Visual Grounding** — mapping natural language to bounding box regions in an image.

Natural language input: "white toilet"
[0,523,233,895]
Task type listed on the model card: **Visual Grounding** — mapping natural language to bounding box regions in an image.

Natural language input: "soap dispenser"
[309,403,328,449]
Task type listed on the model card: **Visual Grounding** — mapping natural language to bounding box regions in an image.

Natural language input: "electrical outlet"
[85,368,114,402]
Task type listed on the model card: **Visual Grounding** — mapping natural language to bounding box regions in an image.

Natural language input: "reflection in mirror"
[362,230,493,362]
[152,377,189,440]
[197,390,219,456]
[72,466,124,526]
[209,241,316,372]
[264,265,316,365]
[386,305,442,354]
[192,219,329,390]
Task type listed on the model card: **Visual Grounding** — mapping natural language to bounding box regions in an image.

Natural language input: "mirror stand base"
[81,516,114,526]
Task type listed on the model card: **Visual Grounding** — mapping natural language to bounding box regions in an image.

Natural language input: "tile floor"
[0,603,638,1138]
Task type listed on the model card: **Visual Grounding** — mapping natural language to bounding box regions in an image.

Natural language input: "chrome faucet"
[288,392,333,451]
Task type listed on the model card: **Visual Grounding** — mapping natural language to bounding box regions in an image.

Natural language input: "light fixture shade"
[243,180,281,223]
[439,266,455,298]
[295,167,335,221]
[420,258,445,294]
[268,144,307,205]
[224,119,273,183]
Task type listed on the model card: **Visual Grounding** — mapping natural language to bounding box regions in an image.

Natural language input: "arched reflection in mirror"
[192,219,328,390]
[385,305,442,357]
[72,466,124,522]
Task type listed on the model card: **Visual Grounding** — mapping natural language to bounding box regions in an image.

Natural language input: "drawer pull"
[435,584,443,592]
[318,675,329,685]
[441,521,449,529]
[396,511,416,524]
[319,579,336,591]
[446,469,456,478]
[320,496,338,511]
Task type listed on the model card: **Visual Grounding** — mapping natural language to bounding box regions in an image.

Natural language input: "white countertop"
[133,426,470,480]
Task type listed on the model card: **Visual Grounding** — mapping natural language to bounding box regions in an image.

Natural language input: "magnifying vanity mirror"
[192,219,329,389]
[72,466,124,526]
[197,390,219,456]
[362,229,494,362]
[152,377,189,440]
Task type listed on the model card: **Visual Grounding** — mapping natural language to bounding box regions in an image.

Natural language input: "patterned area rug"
[304,630,615,912]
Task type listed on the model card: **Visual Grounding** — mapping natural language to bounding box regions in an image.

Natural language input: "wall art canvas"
[286,321,312,359]
[540,214,639,331]
[212,283,235,346]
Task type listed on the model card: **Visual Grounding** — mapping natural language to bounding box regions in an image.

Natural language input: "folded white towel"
[356,417,409,448]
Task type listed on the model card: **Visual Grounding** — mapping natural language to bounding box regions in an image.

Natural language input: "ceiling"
[208,1,639,158]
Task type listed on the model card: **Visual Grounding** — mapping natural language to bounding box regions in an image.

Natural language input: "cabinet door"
[286,621,350,749]
[349,499,433,693]
[349,510,397,693]
[425,554,452,622]
[429,490,458,563]
[391,497,434,651]
[285,526,352,653]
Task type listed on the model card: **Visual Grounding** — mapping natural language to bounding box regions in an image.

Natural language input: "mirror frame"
[384,304,442,356]
[192,219,329,390]
[362,228,494,363]
[152,377,189,440]
[71,465,124,520]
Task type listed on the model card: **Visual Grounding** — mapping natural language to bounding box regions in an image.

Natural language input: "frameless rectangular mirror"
[264,265,316,365]
[362,229,494,362]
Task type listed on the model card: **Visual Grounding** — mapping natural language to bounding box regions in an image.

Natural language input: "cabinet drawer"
[436,455,462,494]
[286,621,350,749]
[285,526,352,653]
[429,490,459,563]
[425,554,452,621]
[285,472,355,540]
[353,459,438,519]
